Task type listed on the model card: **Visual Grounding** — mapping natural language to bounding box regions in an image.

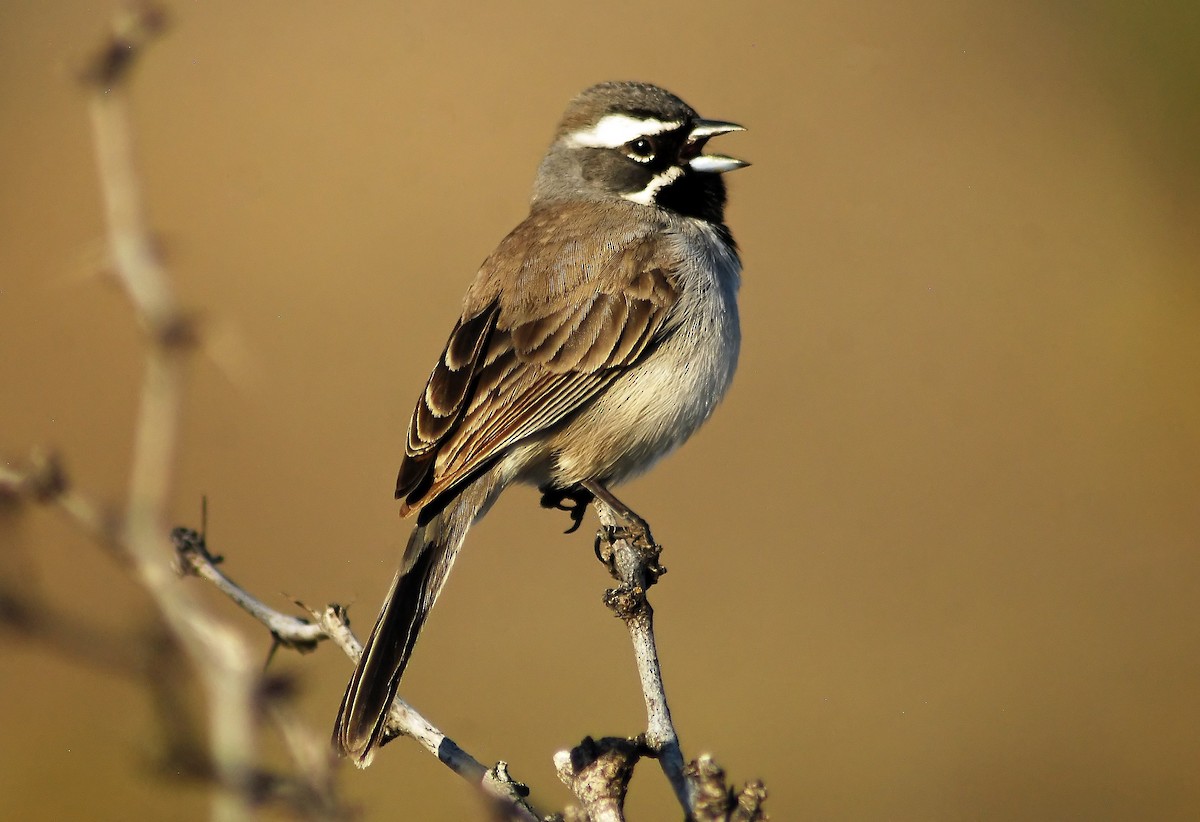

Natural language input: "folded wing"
[395,203,679,519]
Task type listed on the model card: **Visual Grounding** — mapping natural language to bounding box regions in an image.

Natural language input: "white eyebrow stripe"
[622,165,684,205]
[567,114,683,148]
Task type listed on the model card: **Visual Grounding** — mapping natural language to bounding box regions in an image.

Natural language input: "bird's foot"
[579,481,656,548]
[539,485,594,534]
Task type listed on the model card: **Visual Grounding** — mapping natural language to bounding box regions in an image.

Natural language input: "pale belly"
[525,220,742,487]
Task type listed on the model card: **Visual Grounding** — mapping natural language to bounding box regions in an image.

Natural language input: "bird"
[333,81,748,766]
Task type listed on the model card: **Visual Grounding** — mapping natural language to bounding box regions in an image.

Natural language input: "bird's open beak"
[686,119,749,174]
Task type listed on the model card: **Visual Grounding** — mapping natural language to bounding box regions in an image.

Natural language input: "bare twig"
[321,608,537,816]
[589,500,693,816]
[173,527,326,651]
[171,528,542,822]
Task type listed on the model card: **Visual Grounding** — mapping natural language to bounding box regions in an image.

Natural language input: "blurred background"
[2,1,1198,819]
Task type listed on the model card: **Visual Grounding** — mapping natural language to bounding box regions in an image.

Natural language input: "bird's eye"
[625,137,657,162]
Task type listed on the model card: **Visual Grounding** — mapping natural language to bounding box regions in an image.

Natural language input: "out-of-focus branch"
[0,451,120,552]
[80,9,260,820]
[0,570,146,676]
[2,462,346,820]
[4,5,341,803]
[82,3,178,330]
[172,528,542,822]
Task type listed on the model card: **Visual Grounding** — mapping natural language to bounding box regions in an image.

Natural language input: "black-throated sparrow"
[333,81,748,765]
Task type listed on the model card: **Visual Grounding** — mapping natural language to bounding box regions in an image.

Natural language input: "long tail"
[332,470,503,766]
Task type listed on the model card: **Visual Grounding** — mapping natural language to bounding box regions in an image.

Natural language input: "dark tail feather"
[332,471,501,766]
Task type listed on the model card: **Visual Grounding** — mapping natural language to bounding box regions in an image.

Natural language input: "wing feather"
[395,202,679,517]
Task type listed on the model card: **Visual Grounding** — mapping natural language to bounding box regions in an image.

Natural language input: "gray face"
[532,82,745,225]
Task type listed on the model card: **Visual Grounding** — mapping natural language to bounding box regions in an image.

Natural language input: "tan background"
[2,2,1198,820]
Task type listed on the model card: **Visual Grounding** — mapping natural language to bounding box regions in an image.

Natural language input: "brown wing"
[395,202,679,519]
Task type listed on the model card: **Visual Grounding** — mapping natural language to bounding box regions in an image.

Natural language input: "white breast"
[544,218,742,485]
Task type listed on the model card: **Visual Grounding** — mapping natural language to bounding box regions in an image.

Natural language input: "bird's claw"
[539,486,594,534]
